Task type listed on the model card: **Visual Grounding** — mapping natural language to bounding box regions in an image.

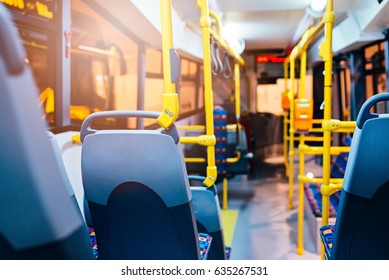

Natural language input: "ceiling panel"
[172,0,361,52]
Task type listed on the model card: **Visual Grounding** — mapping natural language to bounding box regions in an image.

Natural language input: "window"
[70,0,138,128]
[19,28,55,126]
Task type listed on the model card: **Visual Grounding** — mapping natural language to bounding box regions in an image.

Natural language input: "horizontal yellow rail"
[298,175,343,185]
[285,136,325,142]
[185,158,206,163]
[286,119,323,125]
[226,151,241,163]
[177,125,205,131]
[180,135,216,146]
[290,19,325,60]
[312,119,324,124]
[321,183,343,196]
[322,120,356,132]
[299,144,350,155]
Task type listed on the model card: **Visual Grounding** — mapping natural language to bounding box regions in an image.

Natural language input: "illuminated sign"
[1,0,55,20]
[256,55,286,64]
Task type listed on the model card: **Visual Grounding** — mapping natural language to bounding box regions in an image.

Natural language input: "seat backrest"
[332,93,389,259]
[80,111,200,259]
[0,5,93,259]
[189,175,226,260]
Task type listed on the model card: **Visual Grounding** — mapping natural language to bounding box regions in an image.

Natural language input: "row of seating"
[303,138,349,253]
[304,137,350,217]
[0,5,228,260]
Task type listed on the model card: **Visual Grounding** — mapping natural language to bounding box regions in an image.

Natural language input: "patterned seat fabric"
[214,106,228,182]
[88,227,213,260]
[304,184,341,217]
[320,224,335,259]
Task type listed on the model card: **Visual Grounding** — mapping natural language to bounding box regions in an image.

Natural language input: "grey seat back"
[0,5,93,259]
[80,111,200,259]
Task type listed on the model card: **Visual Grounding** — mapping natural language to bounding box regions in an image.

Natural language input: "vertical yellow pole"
[158,0,179,129]
[199,0,217,187]
[160,0,175,93]
[235,62,241,153]
[300,50,307,99]
[320,0,334,259]
[223,177,228,210]
[283,60,289,176]
[283,112,289,176]
[288,57,296,210]
[235,62,241,123]
[296,134,305,255]
[296,50,307,254]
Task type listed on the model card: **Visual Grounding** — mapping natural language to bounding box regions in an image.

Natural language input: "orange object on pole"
[294,98,313,132]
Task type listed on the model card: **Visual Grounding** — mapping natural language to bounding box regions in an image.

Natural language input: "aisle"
[223,156,320,260]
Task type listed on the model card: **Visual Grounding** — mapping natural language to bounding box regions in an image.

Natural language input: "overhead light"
[222,24,245,55]
[306,0,326,18]
[310,0,326,13]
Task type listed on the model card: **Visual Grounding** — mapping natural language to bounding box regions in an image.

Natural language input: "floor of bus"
[220,153,320,260]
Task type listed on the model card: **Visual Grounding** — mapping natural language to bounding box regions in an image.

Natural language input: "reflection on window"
[179,58,200,115]
[70,0,138,128]
[179,81,197,114]
[146,49,162,74]
[19,28,54,126]
[144,78,164,126]
[181,59,189,76]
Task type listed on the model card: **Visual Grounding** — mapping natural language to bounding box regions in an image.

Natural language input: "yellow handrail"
[297,134,305,255]
[299,145,350,155]
[287,0,338,258]
[283,59,289,175]
[185,158,206,163]
[283,112,289,176]
[298,176,343,185]
[288,56,296,210]
[158,0,179,129]
[285,136,325,142]
[320,0,335,260]
[198,0,217,187]
[180,135,216,146]
[177,125,206,131]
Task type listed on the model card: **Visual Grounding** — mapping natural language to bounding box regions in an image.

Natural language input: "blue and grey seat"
[0,5,93,259]
[326,93,389,259]
[189,175,227,260]
[80,111,207,259]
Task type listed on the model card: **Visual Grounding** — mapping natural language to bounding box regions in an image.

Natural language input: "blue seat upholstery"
[80,111,203,259]
[214,105,229,182]
[0,6,93,259]
[329,94,389,259]
[319,225,335,259]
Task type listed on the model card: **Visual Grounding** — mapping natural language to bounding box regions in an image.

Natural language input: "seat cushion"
[304,183,340,217]
[320,224,335,259]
